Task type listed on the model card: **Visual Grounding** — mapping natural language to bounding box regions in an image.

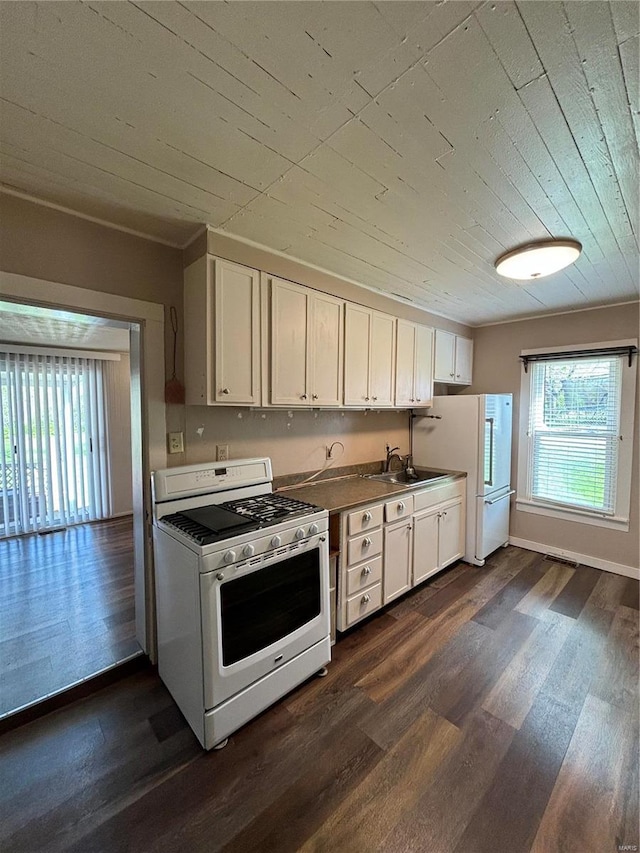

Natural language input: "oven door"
[200,534,330,709]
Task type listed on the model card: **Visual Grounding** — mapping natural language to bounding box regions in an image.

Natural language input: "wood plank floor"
[0,546,637,853]
[0,517,139,717]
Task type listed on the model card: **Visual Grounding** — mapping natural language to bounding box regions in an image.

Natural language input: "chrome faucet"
[384,444,403,472]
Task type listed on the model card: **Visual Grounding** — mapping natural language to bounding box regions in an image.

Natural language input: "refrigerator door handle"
[484,417,495,487]
[484,489,515,505]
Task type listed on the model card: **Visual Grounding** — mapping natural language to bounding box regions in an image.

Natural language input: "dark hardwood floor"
[0,517,139,717]
[0,546,637,853]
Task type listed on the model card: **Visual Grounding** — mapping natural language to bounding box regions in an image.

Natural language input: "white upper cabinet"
[434,330,473,385]
[454,335,473,385]
[309,290,344,406]
[344,304,396,407]
[184,255,261,406]
[395,320,434,407]
[270,278,343,406]
[344,304,370,405]
[271,278,309,405]
[370,312,396,406]
[184,254,470,409]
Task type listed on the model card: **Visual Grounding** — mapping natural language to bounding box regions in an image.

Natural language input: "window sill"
[515,498,630,532]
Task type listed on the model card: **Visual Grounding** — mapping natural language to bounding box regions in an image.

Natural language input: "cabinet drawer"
[346,555,383,596]
[347,528,383,566]
[347,503,383,535]
[414,480,465,512]
[346,582,382,626]
[384,494,414,522]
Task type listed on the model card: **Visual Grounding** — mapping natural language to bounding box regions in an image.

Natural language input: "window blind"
[0,352,111,537]
[527,355,621,514]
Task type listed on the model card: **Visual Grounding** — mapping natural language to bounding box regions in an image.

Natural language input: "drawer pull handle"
[398,501,405,511]
[361,594,371,605]
[363,537,372,547]
[312,394,318,400]
[222,387,230,394]
[363,511,372,522]
[362,566,372,576]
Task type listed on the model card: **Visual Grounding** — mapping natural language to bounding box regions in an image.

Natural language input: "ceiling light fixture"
[495,239,582,280]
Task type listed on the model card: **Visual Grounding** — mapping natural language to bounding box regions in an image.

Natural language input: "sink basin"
[365,469,448,485]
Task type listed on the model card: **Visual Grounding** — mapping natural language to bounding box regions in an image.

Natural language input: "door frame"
[0,271,166,659]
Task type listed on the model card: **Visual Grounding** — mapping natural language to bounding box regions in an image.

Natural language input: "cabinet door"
[395,319,416,407]
[412,508,440,585]
[370,311,396,406]
[413,325,434,406]
[271,279,309,405]
[438,500,464,568]
[344,303,371,406]
[213,258,260,405]
[454,336,473,384]
[383,519,412,603]
[310,292,343,406]
[434,329,455,382]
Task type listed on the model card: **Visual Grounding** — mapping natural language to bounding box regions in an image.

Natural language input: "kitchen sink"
[364,469,449,485]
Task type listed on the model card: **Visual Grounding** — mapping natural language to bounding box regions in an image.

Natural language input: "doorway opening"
[0,300,142,718]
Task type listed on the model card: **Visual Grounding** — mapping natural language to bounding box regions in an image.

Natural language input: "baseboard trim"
[509,537,639,580]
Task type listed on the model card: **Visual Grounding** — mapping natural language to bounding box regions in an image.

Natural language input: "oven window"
[220,550,321,666]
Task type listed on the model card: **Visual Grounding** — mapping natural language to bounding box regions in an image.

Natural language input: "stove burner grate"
[221,493,321,524]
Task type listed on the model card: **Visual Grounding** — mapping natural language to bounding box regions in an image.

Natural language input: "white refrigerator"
[412,394,513,566]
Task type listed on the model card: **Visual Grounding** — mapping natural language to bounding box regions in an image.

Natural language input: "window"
[517,341,637,531]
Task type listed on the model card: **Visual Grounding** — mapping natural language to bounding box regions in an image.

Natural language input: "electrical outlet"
[168,432,184,454]
[216,444,229,462]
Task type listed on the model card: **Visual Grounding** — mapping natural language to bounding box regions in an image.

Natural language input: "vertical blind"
[0,352,111,536]
[527,355,622,514]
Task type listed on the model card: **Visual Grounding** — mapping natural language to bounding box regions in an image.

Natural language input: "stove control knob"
[308,522,319,535]
[271,535,282,548]
[216,572,225,581]
[295,527,306,541]
[223,550,236,564]
[242,544,255,558]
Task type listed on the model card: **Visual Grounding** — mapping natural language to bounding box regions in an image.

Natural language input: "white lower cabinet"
[337,478,466,631]
[383,518,412,604]
[413,497,464,585]
[412,508,440,585]
[438,500,464,567]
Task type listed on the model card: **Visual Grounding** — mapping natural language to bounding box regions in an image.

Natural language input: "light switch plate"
[168,432,184,454]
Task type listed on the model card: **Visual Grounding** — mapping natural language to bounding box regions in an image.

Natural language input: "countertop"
[276,468,465,514]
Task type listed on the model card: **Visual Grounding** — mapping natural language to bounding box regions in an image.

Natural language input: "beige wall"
[0,193,183,380]
[469,302,640,570]
[185,407,410,477]
[0,192,186,461]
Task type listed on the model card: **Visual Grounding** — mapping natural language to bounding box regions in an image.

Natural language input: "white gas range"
[152,457,330,750]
